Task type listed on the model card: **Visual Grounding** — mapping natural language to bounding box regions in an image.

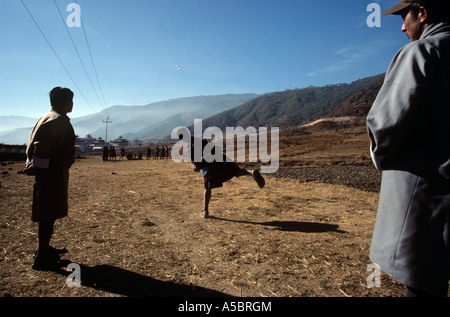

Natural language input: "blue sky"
[0,0,409,119]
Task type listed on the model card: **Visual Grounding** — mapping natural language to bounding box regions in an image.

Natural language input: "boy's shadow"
[208,216,346,233]
[58,263,230,297]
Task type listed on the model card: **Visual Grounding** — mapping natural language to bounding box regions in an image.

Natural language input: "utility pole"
[103,116,112,145]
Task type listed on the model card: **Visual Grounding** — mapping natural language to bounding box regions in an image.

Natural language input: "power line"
[19,0,103,120]
[53,0,105,114]
[75,0,108,116]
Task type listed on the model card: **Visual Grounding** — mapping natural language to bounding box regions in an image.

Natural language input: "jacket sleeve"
[29,115,75,168]
[366,42,431,171]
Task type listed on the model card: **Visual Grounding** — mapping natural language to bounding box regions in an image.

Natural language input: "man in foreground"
[24,87,76,271]
[367,0,450,297]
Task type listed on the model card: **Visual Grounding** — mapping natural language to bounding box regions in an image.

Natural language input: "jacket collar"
[421,22,450,40]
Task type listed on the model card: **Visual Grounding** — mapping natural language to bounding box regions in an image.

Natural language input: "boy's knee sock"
[37,220,55,256]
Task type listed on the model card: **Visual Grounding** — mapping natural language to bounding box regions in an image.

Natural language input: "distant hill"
[0,74,386,146]
[121,94,260,141]
[0,94,259,145]
[0,127,33,146]
[198,74,385,131]
[324,77,384,118]
[0,116,38,133]
[71,94,260,140]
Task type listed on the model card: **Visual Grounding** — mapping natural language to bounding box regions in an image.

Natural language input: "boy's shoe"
[33,246,68,259]
[202,210,210,218]
[32,254,64,271]
[252,170,265,188]
[50,246,68,255]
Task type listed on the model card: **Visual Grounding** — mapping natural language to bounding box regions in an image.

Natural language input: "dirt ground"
[1,125,446,299]
[1,162,402,298]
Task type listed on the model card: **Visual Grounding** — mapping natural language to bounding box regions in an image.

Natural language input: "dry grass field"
[0,123,423,298]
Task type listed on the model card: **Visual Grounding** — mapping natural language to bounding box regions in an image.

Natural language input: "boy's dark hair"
[49,87,74,110]
[409,1,450,22]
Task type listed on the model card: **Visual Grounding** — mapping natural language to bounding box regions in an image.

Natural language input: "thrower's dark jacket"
[367,22,450,296]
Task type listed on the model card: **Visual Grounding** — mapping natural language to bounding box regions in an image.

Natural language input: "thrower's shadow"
[58,264,230,297]
[208,216,346,233]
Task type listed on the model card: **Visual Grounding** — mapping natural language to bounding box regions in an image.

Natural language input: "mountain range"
[0,94,259,145]
[0,73,385,146]
[198,74,384,132]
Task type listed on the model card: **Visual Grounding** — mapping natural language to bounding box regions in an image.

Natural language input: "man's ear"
[418,6,428,23]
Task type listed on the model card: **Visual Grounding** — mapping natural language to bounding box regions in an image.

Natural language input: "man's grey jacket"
[367,22,450,296]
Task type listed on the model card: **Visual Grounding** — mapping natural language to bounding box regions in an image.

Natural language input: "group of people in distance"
[146,145,170,160]
[100,145,172,161]
[102,145,116,161]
